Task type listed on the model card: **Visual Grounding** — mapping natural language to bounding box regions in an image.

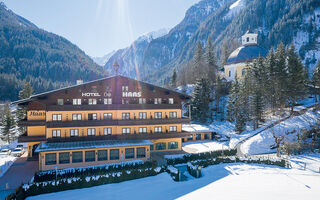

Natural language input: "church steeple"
[241,30,258,46]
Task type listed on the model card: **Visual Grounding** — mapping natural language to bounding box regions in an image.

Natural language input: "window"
[150,145,154,151]
[52,114,62,121]
[85,151,95,162]
[136,147,146,158]
[88,98,97,105]
[59,152,70,164]
[103,113,112,120]
[247,37,249,42]
[70,129,79,137]
[72,151,83,163]
[187,135,193,141]
[98,150,108,161]
[52,130,61,137]
[139,127,147,133]
[88,113,97,120]
[104,128,112,135]
[57,99,64,105]
[110,149,119,160]
[168,142,178,149]
[72,114,82,121]
[139,98,146,104]
[169,126,177,132]
[125,148,135,159]
[155,142,166,150]
[169,112,177,118]
[122,113,130,120]
[122,86,128,91]
[204,134,209,140]
[154,98,162,104]
[154,127,162,133]
[154,112,162,119]
[104,98,112,104]
[196,134,201,140]
[122,128,130,134]
[73,99,81,105]
[87,128,95,136]
[45,153,56,165]
[139,112,147,119]
[168,98,174,104]
[229,71,231,77]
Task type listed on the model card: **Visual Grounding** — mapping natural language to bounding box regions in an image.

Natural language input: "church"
[224,30,268,81]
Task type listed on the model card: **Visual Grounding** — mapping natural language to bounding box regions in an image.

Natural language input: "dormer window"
[57,99,64,105]
[73,99,81,105]
[88,99,97,105]
[122,86,128,91]
[154,98,162,104]
[168,98,174,104]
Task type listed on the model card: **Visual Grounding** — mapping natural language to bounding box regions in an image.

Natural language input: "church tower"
[241,30,258,46]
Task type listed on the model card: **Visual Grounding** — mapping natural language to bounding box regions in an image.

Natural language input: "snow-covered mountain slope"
[92,50,116,66]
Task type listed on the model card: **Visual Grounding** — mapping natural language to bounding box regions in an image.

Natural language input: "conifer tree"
[312,61,320,104]
[227,78,240,122]
[286,44,307,112]
[274,43,288,109]
[193,41,204,80]
[265,48,277,112]
[16,82,33,134]
[205,36,218,84]
[2,103,16,143]
[191,78,211,122]
[171,68,177,89]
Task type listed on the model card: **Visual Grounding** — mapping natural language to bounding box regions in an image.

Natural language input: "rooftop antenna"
[113,61,120,76]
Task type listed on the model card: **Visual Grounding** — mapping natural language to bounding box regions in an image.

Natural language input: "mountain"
[0,2,106,101]
[92,50,116,66]
[103,0,320,85]
[104,28,168,77]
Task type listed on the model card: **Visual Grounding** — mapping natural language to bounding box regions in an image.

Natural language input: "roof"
[12,75,191,105]
[182,124,213,133]
[35,139,153,152]
[226,44,267,65]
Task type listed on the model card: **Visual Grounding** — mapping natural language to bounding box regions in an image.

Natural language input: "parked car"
[11,148,25,157]
[0,149,11,156]
[16,144,23,148]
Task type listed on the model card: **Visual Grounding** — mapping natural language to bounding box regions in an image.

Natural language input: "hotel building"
[14,75,193,171]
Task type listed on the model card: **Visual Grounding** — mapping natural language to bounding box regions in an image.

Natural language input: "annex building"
[14,75,214,171]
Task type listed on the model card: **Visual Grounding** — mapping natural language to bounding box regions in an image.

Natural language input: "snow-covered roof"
[182,124,213,133]
[35,139,153,152]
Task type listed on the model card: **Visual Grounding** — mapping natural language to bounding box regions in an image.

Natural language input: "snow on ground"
[27,154,320,200]
[241,109,320,155]
[182,141,229,153]
[0,155,17,177]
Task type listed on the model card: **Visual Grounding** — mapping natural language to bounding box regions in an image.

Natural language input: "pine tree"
[274,43,288,109]
[286,44,307,112]
[193,41,204,80]
[205,36,218,84]
[16,82,33,134]
[171,68,177,89]
[2,103,16,143]
[265,48,277,112]
[312,61,320,104]
[191,78,211,122]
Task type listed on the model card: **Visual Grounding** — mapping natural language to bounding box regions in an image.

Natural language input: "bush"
[187,162,201,178]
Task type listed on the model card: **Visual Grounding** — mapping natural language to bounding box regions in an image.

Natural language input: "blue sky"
[2,0,200,57]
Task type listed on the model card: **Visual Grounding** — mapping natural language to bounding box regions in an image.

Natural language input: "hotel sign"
[122,92,142,97]
[81,93,101,97]
[29,111,45,116]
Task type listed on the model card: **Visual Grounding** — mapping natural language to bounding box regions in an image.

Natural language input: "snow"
[182,141,229,153]
[182,124,212,133]
[0,155,17,178]
[224,0,245,20]
[27,154,320,200]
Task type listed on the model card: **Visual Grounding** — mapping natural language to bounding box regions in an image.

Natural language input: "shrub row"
[34,161,156,182]
[187,162,201,178]
[166,166,180,181]
[7,166,165,200]
[166,149,237,165]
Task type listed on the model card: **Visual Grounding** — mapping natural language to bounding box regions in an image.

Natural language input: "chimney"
[76,80,83,85]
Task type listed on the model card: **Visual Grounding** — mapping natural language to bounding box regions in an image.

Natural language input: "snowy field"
[182,141,229,153]
[27,154,320,200]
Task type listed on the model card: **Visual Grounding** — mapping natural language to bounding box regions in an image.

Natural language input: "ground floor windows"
[204,134,209,139]
[136,147,146,158]
[85,151,95,162]
[155,142,166,150]
[59,152,70,164]
[87,128,96,136]
[187,135,193,141]
[196,134,201,140]
[45,153,56,165]
[110,149,119,160]
[104,128,112,135]
[72,151,83,163]
[98,150,108,161]
[52,130,61,137]
[168,142,178,149]
[70,129,79,137]
[125,148,135,159]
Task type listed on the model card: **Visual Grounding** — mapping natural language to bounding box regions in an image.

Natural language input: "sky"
[2,0,200,57]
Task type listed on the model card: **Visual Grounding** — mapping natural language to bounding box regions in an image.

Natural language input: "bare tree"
[273,128,285,157]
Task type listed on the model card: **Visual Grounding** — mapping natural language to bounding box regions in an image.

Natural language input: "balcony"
[19,118,190,127]
[47,104,181,111]
[18,133,46,143]
[46,131,192,143]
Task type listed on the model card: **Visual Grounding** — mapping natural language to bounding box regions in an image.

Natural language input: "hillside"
[0,3,106,101]
[102,0,320,85]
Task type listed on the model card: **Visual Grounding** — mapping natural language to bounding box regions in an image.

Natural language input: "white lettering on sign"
[81,93,101,97]
[29,111,45,116]
[122,92,141,98]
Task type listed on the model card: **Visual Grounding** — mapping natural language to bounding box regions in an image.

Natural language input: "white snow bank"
[182,141,229,153]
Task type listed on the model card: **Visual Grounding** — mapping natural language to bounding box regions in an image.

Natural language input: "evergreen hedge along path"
[7,149,289,200]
